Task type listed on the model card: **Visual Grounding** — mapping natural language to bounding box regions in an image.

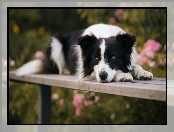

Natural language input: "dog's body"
[16,24,153,83]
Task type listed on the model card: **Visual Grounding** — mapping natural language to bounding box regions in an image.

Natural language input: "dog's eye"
[111,56,116,60]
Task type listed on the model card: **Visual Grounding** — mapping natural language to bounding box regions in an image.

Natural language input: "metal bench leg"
[38,85,51,124]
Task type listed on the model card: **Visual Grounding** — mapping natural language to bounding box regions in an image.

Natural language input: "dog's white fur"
[16,59,43,76]
[50,37,65,75]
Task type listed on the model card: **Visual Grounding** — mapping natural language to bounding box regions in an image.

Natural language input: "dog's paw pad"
[115,73,133,82]
[138,70,153,80]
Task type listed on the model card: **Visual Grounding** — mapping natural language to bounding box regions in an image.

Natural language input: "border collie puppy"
[16,24,153,83]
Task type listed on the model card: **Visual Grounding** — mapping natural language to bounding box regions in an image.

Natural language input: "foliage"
[8,8,167,124]
[9,82,38,124]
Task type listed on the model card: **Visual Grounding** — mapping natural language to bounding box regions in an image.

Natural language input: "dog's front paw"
[62,68,71,75]
[133,65,153,80]
[115,73,133,82]
[136,70,153,80]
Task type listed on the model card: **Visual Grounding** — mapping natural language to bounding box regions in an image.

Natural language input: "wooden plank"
[133,78,166,85]
[9,71,166,101]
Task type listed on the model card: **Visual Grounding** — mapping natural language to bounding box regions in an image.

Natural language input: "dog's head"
[77,33,136,83]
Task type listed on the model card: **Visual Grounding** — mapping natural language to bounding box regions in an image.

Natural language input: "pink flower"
[73,93,84,116]
[114,9,123,21]
[52,93,59,100]
[144,40,161,52]
[144,49,155,59]
[59,98,64,105]
[73,93,84,108]
[138,53,156,67]
[163,44,166,51]
[110,113,115,120]
[84,99,93,106]
[35,51,44,60]
[138,39,163,67]
[147,61,155,67]
[109,17,116,25]
[94,96,99,102]
[10,60,15,66]
[75,107,82,116]
[138,54,150,65]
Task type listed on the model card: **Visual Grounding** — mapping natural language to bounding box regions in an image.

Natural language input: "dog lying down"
[16,23,153,83]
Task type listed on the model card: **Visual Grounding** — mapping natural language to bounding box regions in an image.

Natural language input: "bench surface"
[9,71,166,101]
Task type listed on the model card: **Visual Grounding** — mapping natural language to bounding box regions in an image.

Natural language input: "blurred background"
[7,8,167,124]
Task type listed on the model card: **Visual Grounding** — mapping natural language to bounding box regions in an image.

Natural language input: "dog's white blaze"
[100,39,105,62]
[51,37,65,74]
[94,39,116,82]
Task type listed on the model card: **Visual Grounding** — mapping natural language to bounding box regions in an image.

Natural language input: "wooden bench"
[9,71,167,124]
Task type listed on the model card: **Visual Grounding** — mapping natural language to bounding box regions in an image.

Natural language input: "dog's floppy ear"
[77,34,97,48]
[116,33,136,53]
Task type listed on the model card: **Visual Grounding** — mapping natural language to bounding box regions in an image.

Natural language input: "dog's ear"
[77,34,97,48]
[116,33,136,53]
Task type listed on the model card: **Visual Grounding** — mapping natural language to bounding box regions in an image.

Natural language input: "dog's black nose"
[99,71,108,81]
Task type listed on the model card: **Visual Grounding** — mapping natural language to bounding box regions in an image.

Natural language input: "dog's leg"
[131,65,153,80]
[114,70,133,82]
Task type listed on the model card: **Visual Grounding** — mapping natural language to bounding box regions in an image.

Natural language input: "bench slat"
[9,71,166,101]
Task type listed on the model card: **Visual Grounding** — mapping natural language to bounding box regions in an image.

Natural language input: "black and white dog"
[16,24,153,83]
